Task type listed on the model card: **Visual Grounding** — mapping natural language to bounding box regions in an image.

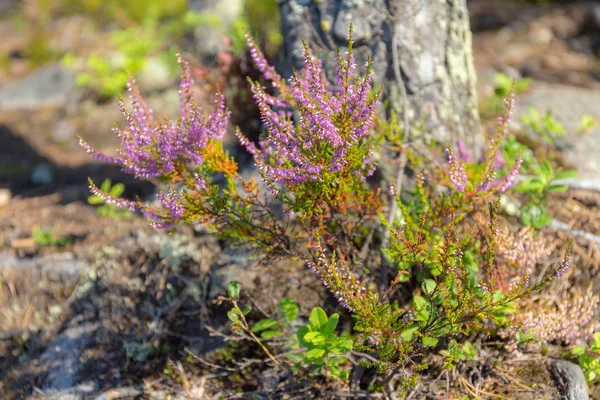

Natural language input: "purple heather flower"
[496,157,522,193]
[555,245,573,279]
[446,148,468,192]
[81,54,230,230]
[456,138,474,163]
[240,35,380,186]
[80,55,229,180]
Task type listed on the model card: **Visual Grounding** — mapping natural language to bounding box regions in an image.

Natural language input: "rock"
[31,163,55,185]
[548,359,588,400]
[333,8,371,43]
[209,263,258,299]
[0,252,88,284]
[0,188,10,207]
[46,382,98,400]
[517,82,600,179]
[0,65,77,110]
[209,248,258,298]
[41,323,100,393]
[52,119,77,143]
[189,0,244,64]
[137,57,176,93]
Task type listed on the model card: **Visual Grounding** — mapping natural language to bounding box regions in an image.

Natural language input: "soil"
[1,1,599,399]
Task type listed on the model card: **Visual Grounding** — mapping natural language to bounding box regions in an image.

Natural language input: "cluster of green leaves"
[521,107,566,144]
[56,0,187,24]
[571,332,600,383]
[578,114,598,133]
[224,282,354,380]
[289,307,354,380]
[440,340,477,369]
[481,73,531,117]
[501,135,577,228]
[32,228,70,246]
[87,179,132,219]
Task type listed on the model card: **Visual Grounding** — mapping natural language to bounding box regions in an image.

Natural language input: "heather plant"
[80,30,584,376]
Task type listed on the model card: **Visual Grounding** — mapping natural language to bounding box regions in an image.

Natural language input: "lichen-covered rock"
[548,359,589,400]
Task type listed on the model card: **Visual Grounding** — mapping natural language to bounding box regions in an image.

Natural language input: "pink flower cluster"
[80,55,229,180]
[239,35,380,185]
[446,92,522,194]
[80,55,230,229]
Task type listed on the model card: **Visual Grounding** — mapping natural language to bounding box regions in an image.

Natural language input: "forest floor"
[1,0,600,399]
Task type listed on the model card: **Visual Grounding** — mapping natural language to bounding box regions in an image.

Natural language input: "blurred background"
[0,0,599,398]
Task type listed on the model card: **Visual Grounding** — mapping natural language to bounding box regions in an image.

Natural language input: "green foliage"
[501,135,577,228]
[482,73,531,117]
[521,107,566,144]
[494,73,531,98]
[66,22,175,98]
[32,228,70,246]
[87,179,132,219]
[571,332,600,383]
[289,307,353,380]
[440,340,477,369]
[58,0,187,23]
[578,114,597,133]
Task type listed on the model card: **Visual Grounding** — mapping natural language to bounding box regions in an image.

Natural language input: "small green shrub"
[571,332,600,383]
[521,107,566,144]
[32,228,70,246]
[87,178,132,219]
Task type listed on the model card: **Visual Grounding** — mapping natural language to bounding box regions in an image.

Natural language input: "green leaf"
[227,309,239,322]
[285,352,304,363]
[306,348,325,360]
[547,184,568,192]
[227,281,241,298]
[422,279,436,296]
[321,313,339,336]
[110,182,125,197]
[555,170,578,180]
[260,329,282,339]
[400,324,419,342]
[87,195,105,205]
[309,307,328,329]
[422,336,439,347]
[279,298,299,323]
[586,371,596,383]
[571,346,585,356]
[100,178,112,192]
[297,325,310,347]
[303,331,326,345]
[251,319,278,333]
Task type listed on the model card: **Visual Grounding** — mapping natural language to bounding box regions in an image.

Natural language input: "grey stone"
[189,0,244,64]
[0,65,77,110]
[137,57,176,92]
[31,164,54,185]
[517,82,600,179]
[46,382,97,400]
[209,248,257,298]
[41,323,100,393]
[548,359,588,400]
[0,252,88,283]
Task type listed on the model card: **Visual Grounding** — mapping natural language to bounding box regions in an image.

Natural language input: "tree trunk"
[280,0,481,182]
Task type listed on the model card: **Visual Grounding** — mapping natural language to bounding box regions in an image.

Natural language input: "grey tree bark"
[280,0,482,181]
